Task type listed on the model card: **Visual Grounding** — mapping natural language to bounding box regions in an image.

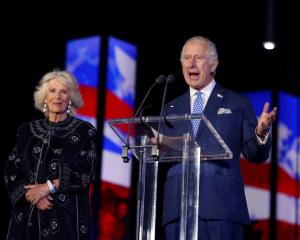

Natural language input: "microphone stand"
[153,74,175,159]
[122,75,166,163]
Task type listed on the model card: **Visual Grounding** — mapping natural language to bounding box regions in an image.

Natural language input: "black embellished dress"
[4,117,97,240]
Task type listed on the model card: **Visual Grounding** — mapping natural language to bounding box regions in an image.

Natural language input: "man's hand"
[257,102,277,138]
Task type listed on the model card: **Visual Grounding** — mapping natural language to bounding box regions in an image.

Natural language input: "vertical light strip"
[276,92,300,239]
[241,91,272,239]
[65,36,101,239]
[99,36,137,239]
[65,36,101,127]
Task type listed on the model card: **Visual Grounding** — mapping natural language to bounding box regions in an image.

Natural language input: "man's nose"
[190,57,197,66]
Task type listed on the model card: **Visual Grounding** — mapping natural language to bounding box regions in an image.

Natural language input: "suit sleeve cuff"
[255,127,270,145]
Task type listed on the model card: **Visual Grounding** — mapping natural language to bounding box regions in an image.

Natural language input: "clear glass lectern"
[108,114,233,240]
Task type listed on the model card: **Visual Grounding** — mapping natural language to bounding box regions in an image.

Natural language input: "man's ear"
[210,59,219,73]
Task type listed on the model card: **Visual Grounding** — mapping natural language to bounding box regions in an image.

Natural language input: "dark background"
[1,2,299,239]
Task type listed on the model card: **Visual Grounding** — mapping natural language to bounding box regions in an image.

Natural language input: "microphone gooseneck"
[133,74,166,122]
[123,75,166,162]
[156,74,175,152]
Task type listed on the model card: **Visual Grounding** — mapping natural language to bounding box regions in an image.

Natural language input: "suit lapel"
[180,92,192,133]
[177,91,191,114]
[203,84,226,118]
[196,84,227,136]
[169,91,192,134]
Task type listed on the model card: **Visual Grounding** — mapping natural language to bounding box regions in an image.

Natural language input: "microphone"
[134,74,166,119]
[154,74,175,158]
[122,75,166,162]
[166,73,175,84]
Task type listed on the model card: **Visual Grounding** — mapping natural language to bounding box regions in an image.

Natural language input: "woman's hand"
[35,195,54,210]
[24,183,50,205]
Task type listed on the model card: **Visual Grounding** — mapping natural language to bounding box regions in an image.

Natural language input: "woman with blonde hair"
[4,69,97,239]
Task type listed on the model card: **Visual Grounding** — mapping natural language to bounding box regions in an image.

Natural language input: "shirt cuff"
[255,128,270,145]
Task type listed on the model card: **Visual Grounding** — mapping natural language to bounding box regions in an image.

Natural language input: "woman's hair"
[34,69,83,116]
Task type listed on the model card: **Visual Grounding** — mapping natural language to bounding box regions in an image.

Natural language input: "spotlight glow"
[263,41,276,50]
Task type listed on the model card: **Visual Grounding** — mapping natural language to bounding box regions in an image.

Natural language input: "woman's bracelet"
[47,180,56,194]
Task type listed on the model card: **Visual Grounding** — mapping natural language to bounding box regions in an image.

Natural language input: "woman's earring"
[67,101,72,114]
[43,102,47,113]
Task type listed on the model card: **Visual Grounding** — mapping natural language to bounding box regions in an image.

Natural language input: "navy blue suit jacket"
[161,83,271,225]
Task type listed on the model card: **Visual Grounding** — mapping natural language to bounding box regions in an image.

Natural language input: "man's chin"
[190,81,203,89]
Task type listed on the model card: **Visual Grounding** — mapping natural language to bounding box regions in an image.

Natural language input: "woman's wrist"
[52,179,59,190]
[46,180,56,194]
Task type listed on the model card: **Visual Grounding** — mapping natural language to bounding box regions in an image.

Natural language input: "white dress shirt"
[189,79,216,112]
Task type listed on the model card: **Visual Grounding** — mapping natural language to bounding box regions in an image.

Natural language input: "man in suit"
[161,36,277,239]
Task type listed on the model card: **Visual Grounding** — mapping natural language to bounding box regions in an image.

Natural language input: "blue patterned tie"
[192,91,204,136]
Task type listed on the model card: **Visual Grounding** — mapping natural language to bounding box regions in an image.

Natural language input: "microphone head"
[166,74,175,83]
[155,74,166,85]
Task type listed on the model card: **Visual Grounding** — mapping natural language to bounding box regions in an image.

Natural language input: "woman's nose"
[55,92,61,98]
